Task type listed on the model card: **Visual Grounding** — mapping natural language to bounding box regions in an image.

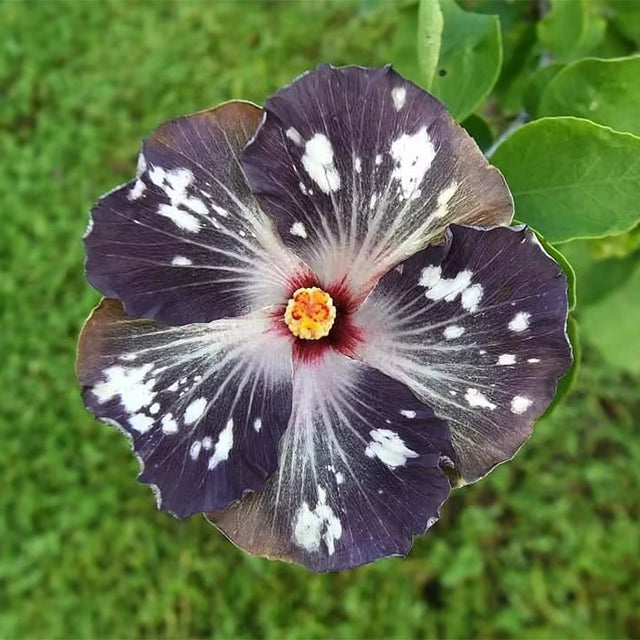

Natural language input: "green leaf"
[417,0,444,90]
[538,56,640,137]
[491,117,640,243]
[522,62,564,117]
[461,113,493,151]
[537,0,606,62]
[544,315,581,415]
[430,0,502,121]
[580,261,640,374]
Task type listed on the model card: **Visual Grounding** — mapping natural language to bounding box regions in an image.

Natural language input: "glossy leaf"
[492,117,640,243]
[431,0,502,121]
[417,0,444,90]
[539,56,640,137]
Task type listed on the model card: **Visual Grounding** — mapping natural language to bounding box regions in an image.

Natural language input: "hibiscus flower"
[77,65,572,571]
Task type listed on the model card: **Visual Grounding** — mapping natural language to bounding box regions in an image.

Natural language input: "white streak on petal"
[286,127,303,146]
[208,419,234,470]
[431,181,459,219]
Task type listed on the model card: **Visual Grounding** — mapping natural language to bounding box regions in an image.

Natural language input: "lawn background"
[1,1,639,638]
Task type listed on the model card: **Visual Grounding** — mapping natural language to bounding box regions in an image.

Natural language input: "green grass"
[1,2,640,638]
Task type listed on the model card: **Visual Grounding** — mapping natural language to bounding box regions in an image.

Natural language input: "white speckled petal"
[77,299,293,518]
[242,65,513,304]
[353,225,572,483]
[84,102,304,326]
[207,351,453,572]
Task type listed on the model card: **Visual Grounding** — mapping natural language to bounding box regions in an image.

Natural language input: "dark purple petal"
[77,299,293,518]
[207,352,454,572]
[84,102,302,325]
[353,225,572,483]
[242,65,513,301]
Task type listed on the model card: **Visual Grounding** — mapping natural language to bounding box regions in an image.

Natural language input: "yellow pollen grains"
[284,287,337,340]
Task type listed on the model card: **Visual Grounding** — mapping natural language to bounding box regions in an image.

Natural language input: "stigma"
[284,287,337,340]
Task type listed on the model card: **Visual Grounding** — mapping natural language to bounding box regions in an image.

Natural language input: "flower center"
[284,287,337,340]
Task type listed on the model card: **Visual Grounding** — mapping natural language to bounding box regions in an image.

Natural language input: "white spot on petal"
[365,429,419,469]
[443,325,465,340]
[335,472,344,485]
[290,221,308,238]
[391,86,407,110]
[511,396,532,414]
[509,311,531,332]
[189,440,202,460]
[301,133,341,194]
[128,179,146,201]
[354,157,362,173]
[464,388,496,410]
[129,413,154,433]
[253,417,262,432]
[293,486,342,555]
[201,436,212,450]
[400,409,416,419]
[375,154,383,166]
[149,402,160,415]
[92,364,156,413]
[390,126,435,199]
[528,358,541,364]
[461,283,483,312]
[184,397,207,425]
[497,354,516,365]
[171,256,192,266]
[161,414,178,434]
[158,204,200,232]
